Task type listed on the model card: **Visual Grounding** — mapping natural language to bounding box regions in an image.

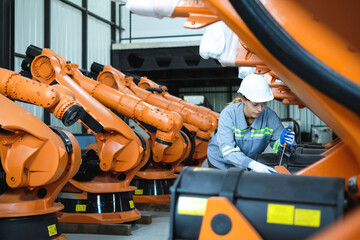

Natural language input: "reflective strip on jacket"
[207,102,295,169]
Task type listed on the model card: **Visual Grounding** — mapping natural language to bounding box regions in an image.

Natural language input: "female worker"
[207,74,296,173]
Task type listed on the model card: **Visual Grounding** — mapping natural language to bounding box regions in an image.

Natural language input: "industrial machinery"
[0,68,83,239]
[264,71,305,107]
[170,167,345,240]
[122,0,360,239]
[133,72,220,169]
[21,45,151,223]
[90,63,218,171]
[42,58,191,204]
[136,76,219,120]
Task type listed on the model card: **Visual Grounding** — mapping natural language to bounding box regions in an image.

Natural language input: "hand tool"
[279,127,292,166]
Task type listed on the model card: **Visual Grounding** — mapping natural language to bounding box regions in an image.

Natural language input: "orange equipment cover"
[199,197,262,240]
[0,94,81,218]
[29,48,149,193]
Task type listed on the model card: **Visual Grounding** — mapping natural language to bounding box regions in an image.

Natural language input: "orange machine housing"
[0,71,82,239]
[22,45,150,223]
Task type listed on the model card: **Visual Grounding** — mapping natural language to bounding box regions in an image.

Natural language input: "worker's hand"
[280,126,295,146]
[248,161,278,174]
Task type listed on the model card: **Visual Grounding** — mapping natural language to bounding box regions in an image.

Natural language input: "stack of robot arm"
[90,63,218,170]
[20,45,153,223]
[21,45,195,204]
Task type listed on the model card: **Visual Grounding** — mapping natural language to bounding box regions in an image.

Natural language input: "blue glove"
[280,126,295,146]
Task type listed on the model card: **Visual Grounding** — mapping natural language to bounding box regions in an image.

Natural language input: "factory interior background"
[1,1,356,240]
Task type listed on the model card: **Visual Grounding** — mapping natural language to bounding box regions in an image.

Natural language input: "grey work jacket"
[207,102,295,169]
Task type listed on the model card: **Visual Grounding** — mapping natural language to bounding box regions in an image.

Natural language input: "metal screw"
[348,176,358,194]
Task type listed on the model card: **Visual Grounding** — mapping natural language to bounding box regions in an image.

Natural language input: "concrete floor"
[65,211,170,240]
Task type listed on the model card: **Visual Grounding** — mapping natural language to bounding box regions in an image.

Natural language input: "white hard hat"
[237,74,274,102]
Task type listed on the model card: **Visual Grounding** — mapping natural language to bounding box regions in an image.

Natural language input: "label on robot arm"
[47,224,57,237]
[177,196,208,216]
[135,189,144,195]
[267,203,321,228]
[75,204,87,212]
[129,200,135,208]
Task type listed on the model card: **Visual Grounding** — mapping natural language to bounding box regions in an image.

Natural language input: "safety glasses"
[244,96,267,108]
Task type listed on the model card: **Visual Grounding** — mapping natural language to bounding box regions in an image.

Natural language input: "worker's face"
[242,96,267,119]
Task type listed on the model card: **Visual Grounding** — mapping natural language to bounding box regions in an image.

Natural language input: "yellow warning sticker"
[177,196,208,216]
[48,224,57,236]
[294,208,321,227]
[267,203,294,225]
[135,189,143,195]
[129,200,135,208]
[75,204,86,212]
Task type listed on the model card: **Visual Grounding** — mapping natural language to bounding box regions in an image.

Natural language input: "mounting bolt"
[348,176,358,194]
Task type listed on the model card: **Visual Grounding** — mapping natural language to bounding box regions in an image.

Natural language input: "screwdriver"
[279,127,292,166]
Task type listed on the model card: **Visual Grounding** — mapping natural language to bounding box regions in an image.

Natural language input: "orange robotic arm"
[0,93,81,206]
[174,0,305,108]
[22,45,148,193]
[70,67,194,182]
[96,64,216,140]
[67,68,186,163]
[0,68,84,125]
[171,0,220,29]
[264,71,305,108]
[135,75,220,121]
[0,93,81,239]
[156,0,360,239]
[170,0,360,165]
[91,64,215,168]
